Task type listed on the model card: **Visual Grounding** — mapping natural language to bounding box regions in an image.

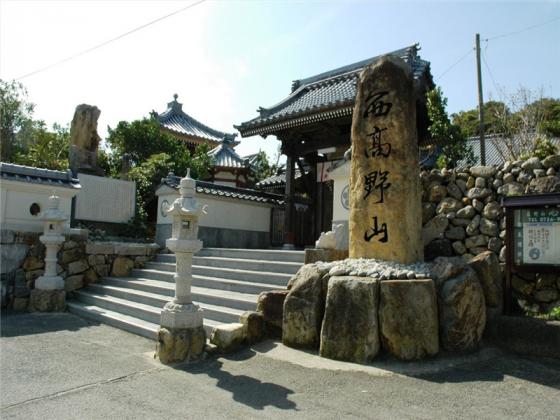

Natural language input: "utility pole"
[475,33,486,165]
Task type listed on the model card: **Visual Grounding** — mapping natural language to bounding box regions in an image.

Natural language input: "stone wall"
[1,229,159,310]
[420,154,560,312]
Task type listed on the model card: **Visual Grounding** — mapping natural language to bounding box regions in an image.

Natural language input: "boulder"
[465,234,488,249]
[319,277,380,363]
[467,251,502,308]
[482,201,502,220]
[479,218,498,236]
[456,205,476,219]
[379,279,439,360]
[429,256,467,288]
[422,202,437,224]
[428,184,447,202]
[28,289,66,312]
[452,241,467,255]
[445,226,466,241]
[497,182,524,196]
[467,187,492,200]
[521,157,542,171]
[525,176,560,194]
[446,182,463,200]
[542,154,560,169]
[111,256,134,277]
[64,274,84,291]
[474,177,486,188]
[466,215,481,236]
[60,248,83,264]
[240,311,265,344]
[67,259,88,275]
[85,242,114,255]
[436,197,463,214]
[257,290,288,332]
[157,326,206,364]
[1,244,29,274]
[283,264,329,348]
[422,214,449,246]
[23,256,44,271]
[438,268,486,352]
[424,238,453,261]
[210,323,247,353]
[470,166,497,178]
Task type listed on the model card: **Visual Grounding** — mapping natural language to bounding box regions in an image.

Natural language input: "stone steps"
[68,248,303,340]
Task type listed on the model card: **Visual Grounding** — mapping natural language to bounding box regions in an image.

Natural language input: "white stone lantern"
[161,169,208,330]
[35,194,67,291]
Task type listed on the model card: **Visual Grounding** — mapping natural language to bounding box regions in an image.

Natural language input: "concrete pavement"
[1,311,559,419]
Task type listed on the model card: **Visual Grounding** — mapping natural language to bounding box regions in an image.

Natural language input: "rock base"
[28,289,66,312]
[210,323,247,353]
[156,326,206,364]
[304,249,349,264]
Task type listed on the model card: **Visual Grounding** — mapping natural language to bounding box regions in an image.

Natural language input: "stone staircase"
[67,248,304,340]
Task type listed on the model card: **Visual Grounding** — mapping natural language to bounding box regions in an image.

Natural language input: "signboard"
[513,207,560,266]
[76,173,136,223]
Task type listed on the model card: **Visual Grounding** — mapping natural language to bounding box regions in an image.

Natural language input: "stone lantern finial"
[179,168,196,198]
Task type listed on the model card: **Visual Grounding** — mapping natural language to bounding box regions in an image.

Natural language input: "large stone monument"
[28,194,67,312]
[156,170,207,364]
[349,56,423,264]
[69,104,103,176]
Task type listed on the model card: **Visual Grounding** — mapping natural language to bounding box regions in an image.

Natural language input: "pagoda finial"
[173,93,178,101]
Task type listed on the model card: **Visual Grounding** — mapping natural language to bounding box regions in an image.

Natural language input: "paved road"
[1,311,559,419]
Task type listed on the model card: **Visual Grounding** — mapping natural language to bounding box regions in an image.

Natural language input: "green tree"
[451,101,507,138]
[14,122,69,170]
[251,150,278,182]
[426,87,474,168]
[0,79,35,161]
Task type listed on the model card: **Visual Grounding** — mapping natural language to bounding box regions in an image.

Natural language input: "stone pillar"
[349,56,423,264]
[283,153,296,249]
[157,170,207,364]
[29,195,67,312]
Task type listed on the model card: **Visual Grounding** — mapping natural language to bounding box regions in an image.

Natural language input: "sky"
[1,0,559,162]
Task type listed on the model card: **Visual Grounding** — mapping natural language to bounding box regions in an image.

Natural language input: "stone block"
[12,297,29,311]
[114,243,147,256]
[28,289,66,312]
[438,268,486,352]
[470,166,497,178]
[256,290,288,332]
[25,269,44,282]
[422,214,449,246]
[94,264,110,278]
[304,248,348,264]
[240,311,265,344]
[283,265,329,349]
[319,277,380,363]
[64,275,84,291]
[156,326,206,364]
[429,256,467,288]
[67,259,88,275]
[63,240,79,250]
[210,323,247,353]
[88,254,105,266]
[111,256,134,277]
[348,56,422,264]
[83,269,99,284]
[85,242,114,255]
[379,279,439,360]
[22,255,44,271]
[468,251,502,308]
[60,248,83,264]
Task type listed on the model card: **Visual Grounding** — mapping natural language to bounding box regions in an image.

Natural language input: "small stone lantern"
[29,194,67,312]
[157,169,208,364]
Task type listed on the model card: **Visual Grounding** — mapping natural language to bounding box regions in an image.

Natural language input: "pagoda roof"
[235,44,432,137]
[155,94,236,145]
[0,162,81,189]
[208,135,248,169]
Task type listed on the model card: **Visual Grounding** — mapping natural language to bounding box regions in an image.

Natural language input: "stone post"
[349,56,423,264]
[157,169,208,364]
[29,194,67,312]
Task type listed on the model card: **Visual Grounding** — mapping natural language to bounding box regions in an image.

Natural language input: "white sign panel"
[522,222,560,265]
[76,173,135,223]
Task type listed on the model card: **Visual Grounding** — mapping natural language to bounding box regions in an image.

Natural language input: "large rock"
[422,214,449,246]
[257,290,288,332]
[424,238,453,261]
[28,289,66,312]
[542,154,560,169]
[210,323,247,353]
[468,251,502,308]
[497,182,524,196]
[283,264,329,348]
[349,56,422,264]
[319,277,380,363]
[479,218,498,236]
[429,256,467,288]
[470,166,497,178]
[428,184,447,202]
[379,279,439,360]
[67,259,88,275]
[482,201,502,220]
[525,176,560,194]
[157,326,206,364]
[436,197,463,214]
[438,268,486,352]
[22,256,44,271]
[1,244,29,274]
[69,104,102,174]
[111,256,134,277]
[521,157,542,171]
[240,311,265,344]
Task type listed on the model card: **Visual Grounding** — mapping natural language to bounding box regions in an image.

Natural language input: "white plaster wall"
[214,171,237,181]
[330,162,350,222]
[0,180,76,232]
[156,189,271,232]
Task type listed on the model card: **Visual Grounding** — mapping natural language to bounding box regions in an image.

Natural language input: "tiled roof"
[0,162,81,189]
[235,44,432,137]
[155,94,236,144]
[256,168,304,188]
[460,135,560,166]
[161,174,283,205]
[208,135,248,169]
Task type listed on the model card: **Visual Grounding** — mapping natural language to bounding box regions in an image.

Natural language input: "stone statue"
[69,104,103,176]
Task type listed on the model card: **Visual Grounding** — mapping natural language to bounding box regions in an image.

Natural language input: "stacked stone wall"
[420,154,560,312]
[1,230,159,311]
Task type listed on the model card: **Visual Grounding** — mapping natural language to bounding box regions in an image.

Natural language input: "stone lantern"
[29,194,67,312]
[157,169,208,364]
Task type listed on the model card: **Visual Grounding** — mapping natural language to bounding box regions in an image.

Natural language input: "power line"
[435,48,474,81]
[485,16,560,41]
[481,49,503,102]
[15,0,207,81]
